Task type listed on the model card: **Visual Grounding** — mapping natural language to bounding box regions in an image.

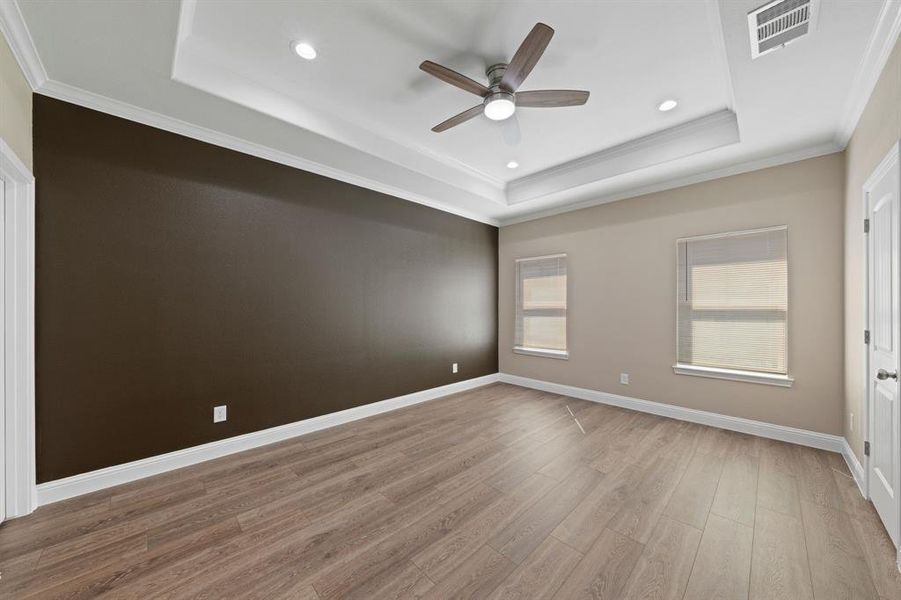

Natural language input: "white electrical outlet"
[452,363,459,374]
[620,373,630,385]
[850,412,854,431]
[213,405,227,423]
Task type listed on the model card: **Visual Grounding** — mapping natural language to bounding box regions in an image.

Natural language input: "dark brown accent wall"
[34,95,498,482]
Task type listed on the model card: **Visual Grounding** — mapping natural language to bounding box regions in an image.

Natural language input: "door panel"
[874,385,895,493]
[874,195,893,352]
[868,146,900,548]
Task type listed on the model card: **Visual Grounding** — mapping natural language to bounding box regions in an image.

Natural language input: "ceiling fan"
[420,23,589,133]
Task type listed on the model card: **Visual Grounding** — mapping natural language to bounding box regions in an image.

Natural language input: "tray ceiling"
[4,0,900,224]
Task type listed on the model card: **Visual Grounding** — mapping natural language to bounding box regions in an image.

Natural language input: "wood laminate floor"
[1,383,899,599]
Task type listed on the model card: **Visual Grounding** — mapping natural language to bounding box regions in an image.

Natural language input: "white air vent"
[747,0,818,59]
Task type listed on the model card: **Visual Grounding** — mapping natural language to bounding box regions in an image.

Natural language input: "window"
[514,254,568,359]
[674,227,792,386]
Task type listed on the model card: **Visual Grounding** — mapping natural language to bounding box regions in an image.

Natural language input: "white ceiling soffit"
[506,110,740,205]
[3,1,901,226]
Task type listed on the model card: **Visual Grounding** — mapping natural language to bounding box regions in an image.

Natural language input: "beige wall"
[844,39,901,461]
[0,29,32,170]
[500,153,845,435]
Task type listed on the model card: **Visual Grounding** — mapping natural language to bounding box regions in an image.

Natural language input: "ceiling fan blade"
[500,23,554,92]
[516,90,589,107]
[420,61,489,97]
[432,104,484,132]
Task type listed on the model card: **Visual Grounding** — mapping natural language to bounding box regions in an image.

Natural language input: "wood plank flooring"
[1,383,898,599]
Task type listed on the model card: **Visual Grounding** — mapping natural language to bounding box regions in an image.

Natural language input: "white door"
[867,143,901,547]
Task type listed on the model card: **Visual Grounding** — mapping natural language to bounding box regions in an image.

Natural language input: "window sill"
[513,347,569,360]
[673,364,794,387]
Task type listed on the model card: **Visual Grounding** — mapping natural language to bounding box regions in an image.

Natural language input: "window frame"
[513,253,569,360]
[672,226,794,387]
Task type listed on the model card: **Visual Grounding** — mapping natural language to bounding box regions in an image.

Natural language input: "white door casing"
[0,137,35,520]
[866,141,901,549]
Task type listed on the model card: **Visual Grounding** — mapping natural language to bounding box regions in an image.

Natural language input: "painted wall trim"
[835,0,901,147]
[0,137,36,520]
[32,374,500,509]
[672,363,794,387]
[498,373,844,453]
[842,437,867,498]
[0,0,47,89]
[837,441,899,577]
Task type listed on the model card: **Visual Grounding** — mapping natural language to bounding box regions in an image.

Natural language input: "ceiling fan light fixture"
[484,92,516,121]
[292,41,317,60]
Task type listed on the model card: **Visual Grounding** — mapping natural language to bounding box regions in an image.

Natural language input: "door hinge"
[864,441,870,456]
[865,330,871,344]
[864,218,870,233]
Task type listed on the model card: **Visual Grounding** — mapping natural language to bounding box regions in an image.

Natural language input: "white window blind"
[515,254,567,357]
[677,227,787,375]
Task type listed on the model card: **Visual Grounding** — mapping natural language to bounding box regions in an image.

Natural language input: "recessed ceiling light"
[658,99,678,112]
[507,161,519,169]
[292,41,317,60]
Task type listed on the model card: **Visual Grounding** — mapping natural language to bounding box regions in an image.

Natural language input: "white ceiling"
[179,0,731,182]
[4,0,900,224]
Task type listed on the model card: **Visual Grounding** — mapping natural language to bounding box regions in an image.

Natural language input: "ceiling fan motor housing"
[483,63,516,120]
[487,63,509,89]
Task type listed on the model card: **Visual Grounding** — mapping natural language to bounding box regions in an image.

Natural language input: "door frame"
[863,140,901,543]
[0,137,36,520]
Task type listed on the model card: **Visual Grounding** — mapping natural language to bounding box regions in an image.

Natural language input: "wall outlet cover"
[452,363,459,374]
[213,405,227,423]
[620,373,630,385]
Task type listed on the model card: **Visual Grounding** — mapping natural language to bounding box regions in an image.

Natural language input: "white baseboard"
[498,373,844,453]
[841,437,867,498]
[29,371,857,509]
[34,373,500,508]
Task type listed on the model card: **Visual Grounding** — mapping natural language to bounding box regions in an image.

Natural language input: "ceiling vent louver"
[747,0,818,59]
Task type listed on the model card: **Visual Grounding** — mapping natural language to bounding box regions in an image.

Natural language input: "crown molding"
[835,0,901,148]
[499,139,842,226]
[31,78,843,230]
[0,0,46,90]
[37,80,499,226]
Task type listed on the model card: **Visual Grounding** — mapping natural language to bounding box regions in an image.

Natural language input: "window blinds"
[677,227,787,374]
[515,254,567,351]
